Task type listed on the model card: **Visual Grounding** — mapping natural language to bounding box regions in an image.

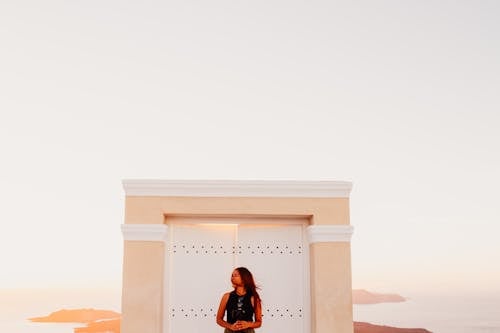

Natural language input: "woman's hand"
[234,320,251,330]
[230,322,241,331]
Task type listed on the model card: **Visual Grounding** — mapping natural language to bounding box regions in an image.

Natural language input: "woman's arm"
[252,297,263,328]
[216,293,239,330]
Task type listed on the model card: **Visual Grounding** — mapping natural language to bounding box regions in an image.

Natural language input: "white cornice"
[122,180,352,198]
[306,225,354,243]
[121,224,169,242]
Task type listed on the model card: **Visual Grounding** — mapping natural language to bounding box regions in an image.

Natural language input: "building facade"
[121,180,354,333]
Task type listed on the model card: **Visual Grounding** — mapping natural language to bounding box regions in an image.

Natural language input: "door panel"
[238,224,306,333]
[169,223,237,333]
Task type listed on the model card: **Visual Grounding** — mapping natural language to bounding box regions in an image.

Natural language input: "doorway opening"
[165,216,310,333]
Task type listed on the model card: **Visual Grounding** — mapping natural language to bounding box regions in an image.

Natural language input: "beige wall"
[121,195,353,333]
[121,241,165,333]
[124,196,350,224]
[310,242,353,333]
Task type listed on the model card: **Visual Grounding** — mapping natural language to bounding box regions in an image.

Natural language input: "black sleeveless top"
[225,291,255,324]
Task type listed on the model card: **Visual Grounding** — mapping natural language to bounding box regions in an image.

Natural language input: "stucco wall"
[124,196,350,224]
[121,195,353,333]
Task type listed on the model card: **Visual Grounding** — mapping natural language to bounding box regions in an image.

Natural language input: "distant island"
[29,308,120,323]
[354,322,431,333]
[74,318,121,333]
[353,289,406,304]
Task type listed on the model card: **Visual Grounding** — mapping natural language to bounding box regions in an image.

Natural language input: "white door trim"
[123,179,352,198]
[121,223,169,242]
[306,225,354,243]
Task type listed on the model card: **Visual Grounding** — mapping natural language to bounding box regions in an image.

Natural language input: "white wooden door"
[167,219,308,333]
[237,224,307,333]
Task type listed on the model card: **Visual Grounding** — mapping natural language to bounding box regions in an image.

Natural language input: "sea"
[353,291,500,333]
[1,288,499,333]
[0,288,121,333]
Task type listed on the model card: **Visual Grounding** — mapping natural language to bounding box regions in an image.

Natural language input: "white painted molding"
[121,224,169,242]
[306,225,354,243]
[122,179,352,198]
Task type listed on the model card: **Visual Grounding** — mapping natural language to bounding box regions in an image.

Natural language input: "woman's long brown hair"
[235,267,261,304]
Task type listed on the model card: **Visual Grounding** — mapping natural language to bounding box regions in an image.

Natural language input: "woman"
[216,267,262,333]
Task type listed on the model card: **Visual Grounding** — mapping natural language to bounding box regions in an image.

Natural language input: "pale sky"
[1,1,499,295]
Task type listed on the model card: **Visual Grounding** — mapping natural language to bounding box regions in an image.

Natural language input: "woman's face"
[231,269,242,287]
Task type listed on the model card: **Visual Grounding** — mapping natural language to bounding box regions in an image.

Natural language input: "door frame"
[164,215,311,333]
